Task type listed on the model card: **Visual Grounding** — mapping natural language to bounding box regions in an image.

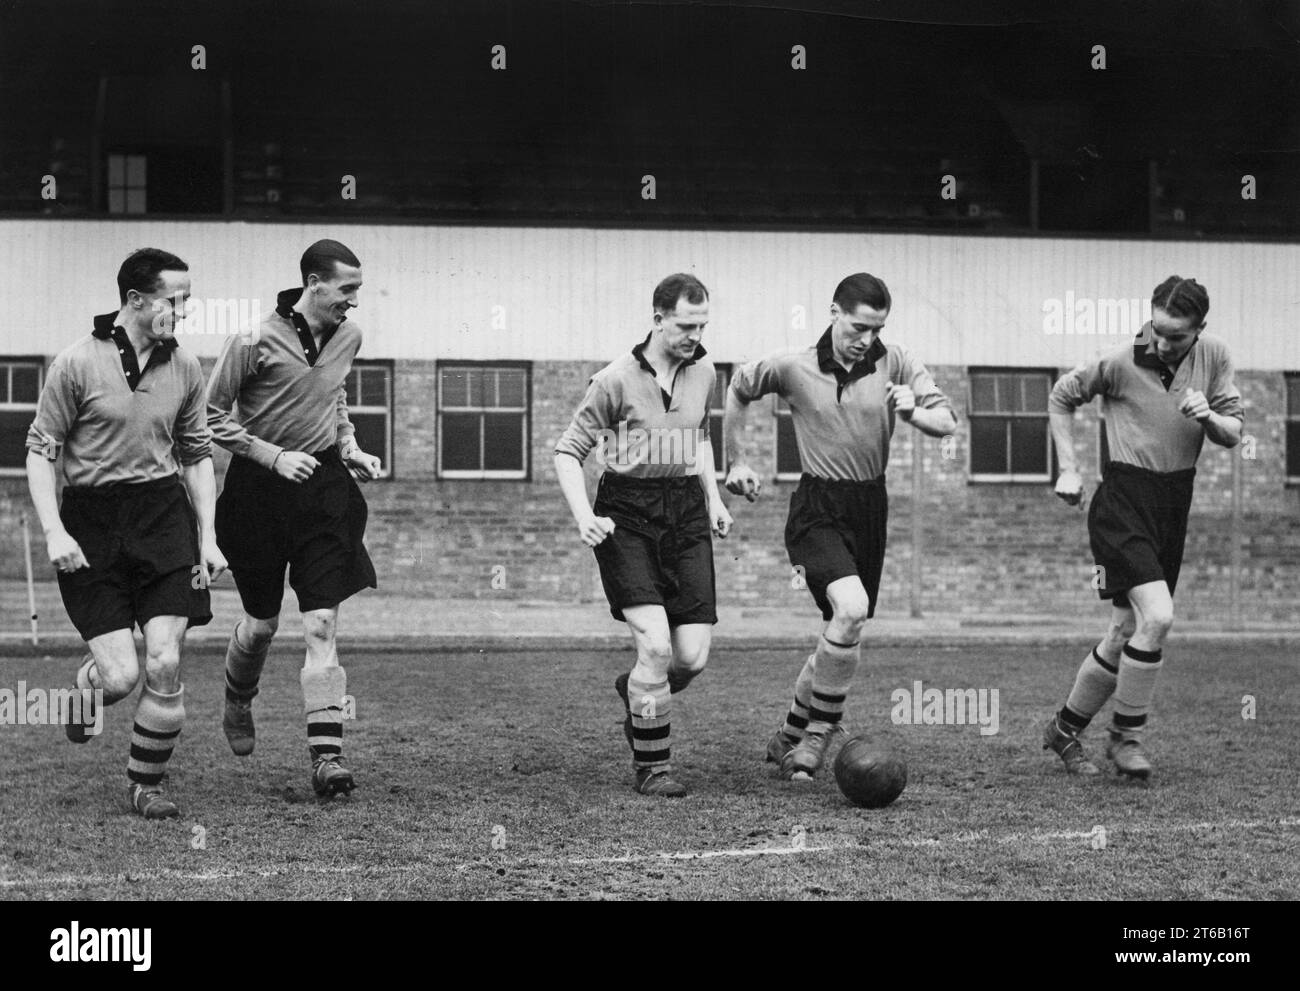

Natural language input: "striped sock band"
[781,653,816,743]
[301,666,346,758]
[224,623,269,704]
[126,684,185,787]
[1112,643,1163,737]
[628,674,671,772]
[806,636,858,732]
[1062,646,1120,730]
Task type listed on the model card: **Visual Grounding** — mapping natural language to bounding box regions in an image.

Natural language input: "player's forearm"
[181,458,218,539]
[208,406,283,469]
[554,453,595,524]
[723,391,753,468]
[25,452,66,537]
[696,439,723,502]
[1201,412,1242,449]
[1049,411,1080,475]
[335,387,356,450]
[904,407,957,438]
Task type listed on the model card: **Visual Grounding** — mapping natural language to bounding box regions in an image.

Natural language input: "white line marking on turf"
[552,816,1300,865]
[3,816,1297,888]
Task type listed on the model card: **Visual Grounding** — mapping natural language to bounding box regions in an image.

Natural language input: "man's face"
[141,270,192,340]
[831,301,888,363]
[655,296,709,358]
[310,262,363,327]
[1149,306,1203,365]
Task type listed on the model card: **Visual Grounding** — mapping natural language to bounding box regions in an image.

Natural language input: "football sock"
[126,683,185,788]
[780,653,816,744]
[806,635,859,734]
[628,673,671,772]
[225,622,269,705]
[1112,643,1163,739]
[1061,646,1119,731]
[301,665,347,759]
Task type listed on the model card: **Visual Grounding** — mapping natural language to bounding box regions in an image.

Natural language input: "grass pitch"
[1,641,1297,900]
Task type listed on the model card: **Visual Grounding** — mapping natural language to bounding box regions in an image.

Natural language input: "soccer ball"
[832,736,907,808]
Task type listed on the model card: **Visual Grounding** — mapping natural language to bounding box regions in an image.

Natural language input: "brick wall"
[3,363,1297,625]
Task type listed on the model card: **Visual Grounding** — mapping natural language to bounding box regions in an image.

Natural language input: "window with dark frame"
[343,361,393,479]
[0,358,44,474]
[437,362,530,480]
[107,154,147,214]
[1286,373,1300,484]
[709,364,731,478]
[774,395,802,479]
[967,368,1054,482]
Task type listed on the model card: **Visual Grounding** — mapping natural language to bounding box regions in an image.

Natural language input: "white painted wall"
[4,220,1297,369]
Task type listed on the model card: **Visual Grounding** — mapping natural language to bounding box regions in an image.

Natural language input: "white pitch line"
[3,816,1297,889]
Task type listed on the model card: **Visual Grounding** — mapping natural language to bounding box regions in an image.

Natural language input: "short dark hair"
[1151,276,1209,326]
[653,273,709,314]
[117,248,188,304]
[301,239,361,285]
[833,273,892,314]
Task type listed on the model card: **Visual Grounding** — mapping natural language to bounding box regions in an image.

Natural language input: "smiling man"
[555,273,731,797]
[25,248,223,819]
[206,239,380,798]
[1044,276,1242,781]
[724,273,956,781]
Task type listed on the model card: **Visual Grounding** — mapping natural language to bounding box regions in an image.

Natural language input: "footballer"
[724,273,956,781]
[25,248,224,819]
[206,239,381,798]
[1043,277,1242,780]
[554,273,732,797]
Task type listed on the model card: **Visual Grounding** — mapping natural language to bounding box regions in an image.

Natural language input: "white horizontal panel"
[1,220,1296,369]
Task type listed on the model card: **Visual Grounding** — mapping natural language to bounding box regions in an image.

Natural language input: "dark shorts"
[785,474,888,622]
[591,473,717,627]
[215,448,377,618]
[1088,461,1195,607]
[56,475,211,641]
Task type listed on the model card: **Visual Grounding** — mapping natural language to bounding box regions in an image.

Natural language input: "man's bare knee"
[830,598,871,636]
[1138,609,1174,644]
[302,609,336,645]
[98,661,141,701]
[242,615,279,651]
[674,642,709,674]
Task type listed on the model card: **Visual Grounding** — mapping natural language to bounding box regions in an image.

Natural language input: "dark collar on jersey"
[632,333,707,412]
[632,333,708,372]
[816,326,886,382]
[276,287,341,366]
[91,312,178,355]
[92,312,176,391]
[1132,322,1197,384]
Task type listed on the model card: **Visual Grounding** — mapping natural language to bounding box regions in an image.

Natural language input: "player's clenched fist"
[1178,388,1211,422]
[1054,469,1084,507]
[725,464,762,502]
[885,382,916,417]
[578,514,616,547]
[47,529,89,572]
[710,498,733,539]
[273,450,320,483]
